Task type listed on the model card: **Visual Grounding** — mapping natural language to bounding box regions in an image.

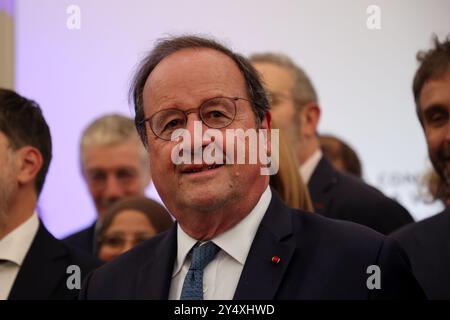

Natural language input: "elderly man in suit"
[80,35,424,300]
[392,36,450,299]
[249,53,413,235]
[0,88,99,300]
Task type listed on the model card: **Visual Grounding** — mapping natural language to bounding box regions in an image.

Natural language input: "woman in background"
[97,196,173,261]
[269,121,314,212]
[319,134,363,178]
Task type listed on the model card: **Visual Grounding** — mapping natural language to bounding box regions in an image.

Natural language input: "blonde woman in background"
[270,120,314,212]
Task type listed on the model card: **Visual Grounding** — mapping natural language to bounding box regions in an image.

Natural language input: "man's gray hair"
[80,113,148,168]
[249,52,318,111]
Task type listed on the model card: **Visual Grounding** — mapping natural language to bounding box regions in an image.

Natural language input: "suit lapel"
[8,222,68,300]
[135,224,177,299]
[234,191,296,300]
[308,156,338,215]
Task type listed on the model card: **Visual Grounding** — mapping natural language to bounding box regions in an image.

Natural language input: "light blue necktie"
[180,242,220,300]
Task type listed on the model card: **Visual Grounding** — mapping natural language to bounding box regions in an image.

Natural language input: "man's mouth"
[180,163,224,174]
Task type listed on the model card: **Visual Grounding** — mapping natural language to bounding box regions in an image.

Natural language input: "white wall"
[15,0,450,238]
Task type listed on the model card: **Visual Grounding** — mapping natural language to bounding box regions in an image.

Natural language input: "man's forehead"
[150,48,237,77]
[253,62,294,90]
[142,48,244,100]
[420,72,450,111]
[85,164,139,172]
[83,142,144,163]
[84,140,141,152]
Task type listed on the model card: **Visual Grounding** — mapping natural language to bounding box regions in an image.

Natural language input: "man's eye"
[163,119,183,131]
[432,114,445,121]
[428,112,448,126]
[208,110,226,118]
[117,170,136,180]
[89,172,106,182]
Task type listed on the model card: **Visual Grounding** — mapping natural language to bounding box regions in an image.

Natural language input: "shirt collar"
[173,225,198,277]
[0,213,39,266]
[172,186,272,277]
[300,149,323,184]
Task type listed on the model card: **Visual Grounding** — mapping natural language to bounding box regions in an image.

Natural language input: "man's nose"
[184,115,211,149]
[104,175,123,199]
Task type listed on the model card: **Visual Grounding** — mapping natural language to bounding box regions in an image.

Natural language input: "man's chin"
[178,191,229,212]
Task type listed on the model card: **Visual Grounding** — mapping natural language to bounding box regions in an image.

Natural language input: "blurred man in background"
[0,88,99,299]
[250,53,413,234]
[64,114,151,254]
[392,36,450,299]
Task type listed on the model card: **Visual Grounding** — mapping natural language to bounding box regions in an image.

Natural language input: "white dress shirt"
[0,213,39,300]
[299,149,323,184]
[168,186,272,300]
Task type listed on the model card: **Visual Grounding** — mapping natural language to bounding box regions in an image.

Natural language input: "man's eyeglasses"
[140,96,250,141]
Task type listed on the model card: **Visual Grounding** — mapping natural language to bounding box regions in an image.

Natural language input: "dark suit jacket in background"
[79,191,425,300]
[8,222,101,300]
[391,207,450,299]
[308,156,413,234]
[63,222,97,255]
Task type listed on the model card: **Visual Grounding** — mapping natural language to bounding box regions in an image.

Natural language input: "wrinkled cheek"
[148,149,178,193]
[149,146,174,171]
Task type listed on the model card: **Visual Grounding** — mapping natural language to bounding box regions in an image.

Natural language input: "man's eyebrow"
[423,103,448,117]
[115,167,138,172]
[85,168,104,173]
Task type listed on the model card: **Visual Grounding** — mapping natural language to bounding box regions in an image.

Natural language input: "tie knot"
[190,241,220,271]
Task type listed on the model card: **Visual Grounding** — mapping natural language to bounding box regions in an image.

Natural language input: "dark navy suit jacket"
[308,156,413,235]
[391,207,450,299]
[63,222,97,255]
[8,222,100,300]
[79,191,424,300]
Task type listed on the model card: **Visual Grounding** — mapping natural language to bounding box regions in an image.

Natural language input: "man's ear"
[300,102,321,137]
[260,112,272,156]
[16,146,43,188]
[261,111,272,130]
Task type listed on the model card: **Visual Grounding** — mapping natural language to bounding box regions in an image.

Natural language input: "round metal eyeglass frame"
[140,96,251,141]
